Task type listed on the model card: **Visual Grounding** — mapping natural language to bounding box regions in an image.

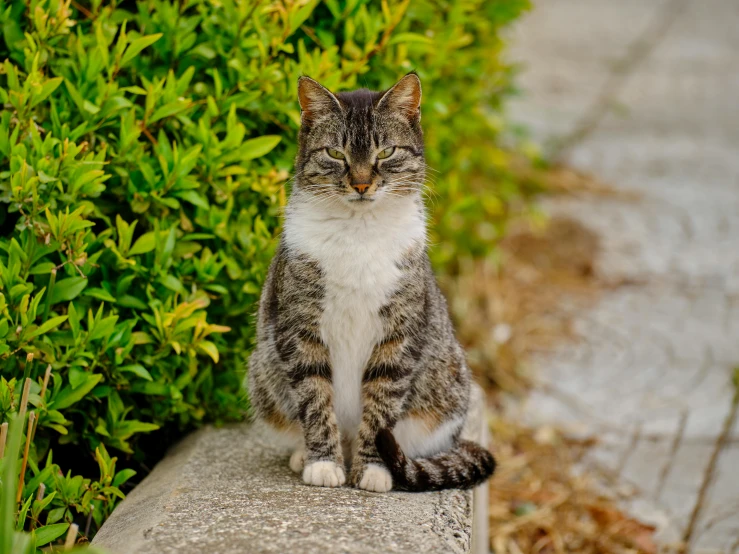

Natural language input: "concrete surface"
[508,0,739,552]
[92,385,489,554]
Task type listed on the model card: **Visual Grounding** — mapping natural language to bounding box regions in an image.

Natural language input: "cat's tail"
[375,428,496,491]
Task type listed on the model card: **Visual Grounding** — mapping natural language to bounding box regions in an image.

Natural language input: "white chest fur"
[283,195,426,437]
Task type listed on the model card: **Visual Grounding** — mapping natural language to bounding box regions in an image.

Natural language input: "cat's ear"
[377,72,422,121]
[298,76,342,125]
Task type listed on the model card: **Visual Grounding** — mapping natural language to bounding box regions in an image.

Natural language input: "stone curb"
[93,385,490,554]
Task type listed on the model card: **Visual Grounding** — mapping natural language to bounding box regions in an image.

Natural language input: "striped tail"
[375,428,496,492]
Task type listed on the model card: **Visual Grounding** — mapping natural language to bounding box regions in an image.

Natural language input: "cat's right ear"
[298,76,342,126]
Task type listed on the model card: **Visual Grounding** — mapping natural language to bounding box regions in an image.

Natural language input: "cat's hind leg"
[289,448,305,473]
[393,413,464,458]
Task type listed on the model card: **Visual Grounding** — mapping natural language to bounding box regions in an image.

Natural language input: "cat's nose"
[352,184,370,195]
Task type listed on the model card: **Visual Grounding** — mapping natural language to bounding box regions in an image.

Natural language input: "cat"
[247,73,495,492]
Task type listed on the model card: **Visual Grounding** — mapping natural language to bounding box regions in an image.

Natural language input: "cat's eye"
[326,148,345,160]
[377,147,395,160]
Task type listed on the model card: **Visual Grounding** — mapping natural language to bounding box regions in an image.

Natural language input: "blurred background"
[488,1,739,552]
[0,0,737,551]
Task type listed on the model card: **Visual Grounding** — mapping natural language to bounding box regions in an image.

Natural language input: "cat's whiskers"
[300,189,343,212]
[384,176,429,197]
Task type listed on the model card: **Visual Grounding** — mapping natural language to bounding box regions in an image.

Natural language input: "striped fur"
[376,429,496,491]
[247,73,496,492]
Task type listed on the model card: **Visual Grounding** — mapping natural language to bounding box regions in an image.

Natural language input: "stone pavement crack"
[615,423,641,481]
[681,384,739,548]
[654,411,687,503]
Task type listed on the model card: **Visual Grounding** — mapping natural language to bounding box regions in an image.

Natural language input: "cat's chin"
[342,196,379,210]
[346,197,376,204]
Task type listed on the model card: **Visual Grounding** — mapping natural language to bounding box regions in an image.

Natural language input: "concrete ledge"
[93,385,489,554]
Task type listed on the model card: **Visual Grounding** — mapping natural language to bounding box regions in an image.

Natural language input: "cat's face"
[295,74,425,209]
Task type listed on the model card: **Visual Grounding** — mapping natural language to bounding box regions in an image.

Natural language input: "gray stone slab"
[510,0,739,549]
[92,386,489,554]
[506,0,671,141]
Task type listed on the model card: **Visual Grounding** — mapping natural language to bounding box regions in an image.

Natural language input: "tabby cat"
[248,73,496,492]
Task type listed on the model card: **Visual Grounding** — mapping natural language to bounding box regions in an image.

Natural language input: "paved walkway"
[507,1,739,552]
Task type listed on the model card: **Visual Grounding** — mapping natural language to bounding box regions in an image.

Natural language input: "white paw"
[358,464,393,493]
[302,461,346,488]
[289,449,305,473]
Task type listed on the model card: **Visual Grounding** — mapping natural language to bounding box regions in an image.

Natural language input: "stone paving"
[507,0,739,551]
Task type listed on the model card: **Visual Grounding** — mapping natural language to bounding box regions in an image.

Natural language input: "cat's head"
[294,73,425,209]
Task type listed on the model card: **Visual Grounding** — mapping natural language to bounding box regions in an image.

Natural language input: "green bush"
[0,0,530,545]
[1,413,102,553]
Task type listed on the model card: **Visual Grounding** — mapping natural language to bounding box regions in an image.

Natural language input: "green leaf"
[37,170,58,184]
[83,99,101,114]
[69,367,87,389]
[158,274,183,292]
[51,373,102,410]
[1,415,23,552]
[240,135,281,161]
[89,315,119,341]
[118,420,159,435]
[49,277,88,303]
[28,315,68,339]
[63,79,85,111]
[33,523,70,546]
[388,32,434,46]
[29,262,56,275]
[121,33,163,67]
[30,77,63,108]
[288,0,320,34]
[150,100,191,123]
[113,468,137,488]
[128,232,157,256]
[84,287,117,302]
[117,295,149,310]
[196,340,220,363]
[9,283,32,300]
[46,507,65,525]
[121,86,148,95]
[118,364,152,381]
[131,382,169,396]
[17,494,32,531]
[174,190,209,209]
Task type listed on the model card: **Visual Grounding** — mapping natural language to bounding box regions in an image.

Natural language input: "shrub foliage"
[0,0,529,546]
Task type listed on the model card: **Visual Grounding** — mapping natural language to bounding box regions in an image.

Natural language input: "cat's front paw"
[302,460,346,488]
[355,463,393,493]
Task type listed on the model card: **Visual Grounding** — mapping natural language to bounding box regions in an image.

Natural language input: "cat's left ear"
[377,72,422,121]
